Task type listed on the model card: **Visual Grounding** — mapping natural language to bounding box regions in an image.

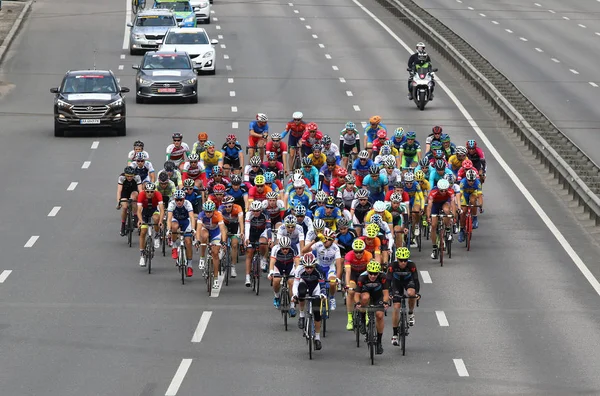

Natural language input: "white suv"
[189,0,211,24]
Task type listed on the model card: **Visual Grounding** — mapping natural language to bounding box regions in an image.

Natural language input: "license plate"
[80,119,101,124]
[158,88,176,93]
[147,40,156,45]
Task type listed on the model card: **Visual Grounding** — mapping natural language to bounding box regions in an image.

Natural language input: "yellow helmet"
[395,247,410,260]
[365,223,380,238]
[352,239,366,251]
[414,170,425,182]
[366,260,381,273]
[254,175,265,186]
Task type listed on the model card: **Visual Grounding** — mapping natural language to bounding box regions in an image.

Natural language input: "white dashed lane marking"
[82,161,91,169]
[0,270,12,283]
[435,311,449,326]
[165,359,193,396]
[300,17,305,21]
[312,34,318,39]
[229,91,235,97]
[228,78,234,83]
[120,54,125,59]
[420,270,432,283]
[319,43,325,48]
[118,65,124,70]
[294,9,299,13]
[346,91,353,96]
[548,9,555,13]
[325,54,331,59]
[479,13,486,17]
[213,17,218,21]
[535,47,543,52]
[226,65,232,71]
[91,141,99,149]
[353,105,360,111]
[306,25,312,29]
[579,24,586,28]
[67,182,78,191]
[563,16,570,20]
[231,106,237,112]
[590,82,598,87]
[570,69,579,74]
[332,65,339,70]
[519,37,528,41]
[339,77,346,83]
[491,20,499,25]
[48,206,61,217]
[505,29,513,33]
[191,311,212,342]
[24,236,39,248]
[453,359,470,377]
[220,44,226,49]
[216,25,221,30]
[467,6,474,10]
[218,35,223,39]
[551,58,560,63]
[223,54,229,59]
[232,122,238,129]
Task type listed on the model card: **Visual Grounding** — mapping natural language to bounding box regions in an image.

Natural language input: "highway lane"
[2,0,600,395]
[412,0,600,166]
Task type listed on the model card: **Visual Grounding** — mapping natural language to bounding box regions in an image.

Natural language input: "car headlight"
[184,14,195,22]
[199,1,208,7]
[108,98,123,108]
[137,77,153,86]
[183,78,197,85]
[203,51,214,58]
[57,99,73,110]
[133,33,144,40]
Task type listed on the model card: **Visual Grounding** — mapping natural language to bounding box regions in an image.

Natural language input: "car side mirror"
[50,87,59,93]
[433,68,439,72]
[194,6,200,11]
[132,65,140,70]
[120,87,131,93]
[406,68,411,72]
[210,39,218,45]
[178,22,184,27]
[126,22,133,27]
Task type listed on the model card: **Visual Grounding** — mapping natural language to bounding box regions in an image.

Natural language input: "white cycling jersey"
[277,224,304,247]
[380,168,402,186]
[323,143,340,159]
[340,129,359,145]
[312,241,341,273]
[166,142,191,166]
[128,150,150,163]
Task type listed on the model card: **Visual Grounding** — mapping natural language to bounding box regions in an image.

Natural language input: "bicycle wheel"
[447,232,452,259]
[180,247,186,285]
[400,310,407,356]
[368,313,375,365]
[321,301,327,338]
[224,248,231,286]
[161,228,166,257]
[466,215,472,251]
[280,289,289,331]
[353,311,361,348]
[127,209,133,247]
[308,315,314,360]
[206,256,212,295]
[132,0,138,14]
[438,227,444,267]
[145,236,152,273]
[252,254,261,296]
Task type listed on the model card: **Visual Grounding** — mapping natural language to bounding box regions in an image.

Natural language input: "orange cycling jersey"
[359,236,381,254]
[344,250,373,272]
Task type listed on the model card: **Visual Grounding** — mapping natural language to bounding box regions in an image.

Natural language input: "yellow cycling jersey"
[447,154,464,171]
[200,151,223,168]
[417,179,430,194]
[364,209,393,224]
[308,153,327,169]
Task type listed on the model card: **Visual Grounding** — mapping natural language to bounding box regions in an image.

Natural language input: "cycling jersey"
[248,185,272,202]
[308,153,326,169]
[428,168,454,189]
[302,166,319,189]
[364,123,387,143]
[276,224,304,247]
[428,187,454,203]
[344,250,373,273]
[364,209,393,225]
[362,174,388,196]
[221,142,243,159]
[387,260,420,295]
[198,211,224,231]
[262,161,283,174]
[352,158,373,178]
[312,241,341,275]
[323,143,341,162]
[356,272,388,294]
[264,200,285,223]
[314,206,342,231]
[288,190,313,209]
[128,150,150,163]
[403,181,424,208]
[336,229,357,254]
[293,265,325,298]
[137,191,163,210]
[283,120,307,139]
[425,134,440,147]
[359,236,381,254]
[192,141,206,156]
[467,147,486,172]
[442,143,457,160]
[133,162,155,183]
[244,165,264,185]
[390,136,406,151]
[219,203,243,225]
[157,180,176,200]
[226,185,248,208]
[380,168,401,186]
[417,180,431,194]
[337,186,359,209]
[200,151,223,169]
[459,178,482,206]
[271,244,297,276]
[206,177,231,194]
[166,143,190,165]
[157,169,182,188]
[385,189,410,203]
[400,142,422,168]
[301,130,323,148]
[182,161,205,181]
[340,129,360,145]
[118,174,142,198]
[244,211,270,241]
[167,199,193,221]
[265,141,288,159]
[249,120,269,134]
[447,154,464,174]
[351,200,373,224]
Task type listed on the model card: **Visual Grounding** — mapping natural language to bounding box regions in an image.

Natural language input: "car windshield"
[142,54,191,70]
[154,2,191,12]
[136,15,176,27]
[62,75,117,93]
[164,32,209,45]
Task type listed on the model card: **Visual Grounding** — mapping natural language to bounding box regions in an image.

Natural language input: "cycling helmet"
[172,133,183,140]
[337,218,349,228]
[444,173,456,185]
[396,247,410,260]
[267,152,277,161]
[173,190,185,200]
[256,113,268,122]
[197,132,208,140]
[462,159,473,169]
[434,149,444,158]
[418,157,429,168]
[437,179,450,190]
[326,155,336,165]
[203,201,216,211]
[188,153,199,161]
[249,156,262,166]
[345,175,356,184]
[212,166,222,175]
[430,141,443,151]
[394,180,404,188]
[414,170,426,181]
[145,183,156,191]
[322,228,336,239]
[352,239,366,251]
[432,126,443,134]
[204,140,215,148]
[325,196,335,208]
[183,178,195,188]
[264,171,276,183]
[266,191,278,199]
[293,179,306,188]
[376,129,387,139]
[404,172,415,182]
[134,152,146,161]
[315,191,327,203]
[301,253,317,267]
[164,161,176,171]
[302,157,312,167]
[369,115,381,124]
[394,127,404,138]
[336,168,348,177]
[355,189,369,199]
[133,140,144,148]
[213,183,226,194]
[284,215,297,226]
[365,223,380,238]
[223,195,235,204]
[321,135,332,145]
[294,204,307,216]
[231,175,242,185]
[369,164,380,174]
[466,139,477,149]
[158,172,169,182]
[466,169,478,181]
[358,150,370,159]
[370,214,383,225]
[312,144,323,152]
[254,175,265,185]
[270,133,282,141]
[294,169,304,176]
[313,219,326,230]
[292,111,303,120]
[124,166,135,175]
[366,260,381,273]
[390,193,403,202]
[250,200,264,211]
[380,145,392,156]
[441,133,451,143]
[226,134,237,142]
[278,236,292,249]
[384,156,396,167]
[373,201,386,212]
[456,146,467,155]
[434,159,446,170]
[406,131,417,139]
[306,122,318,131]
[345,121,357,131]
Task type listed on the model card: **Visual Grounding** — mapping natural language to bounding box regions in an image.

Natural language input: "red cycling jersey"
[137,191,164,208]
[457,165,480,182]
[286,121,308,138]
[344,250,373,272]
[385,189,410,202]
[428,188,454,203]
[266,141,288,157]
[301,130,323,148]
[248,185,273,201]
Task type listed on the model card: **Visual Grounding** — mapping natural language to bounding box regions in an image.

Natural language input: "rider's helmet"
[366,260,381,273]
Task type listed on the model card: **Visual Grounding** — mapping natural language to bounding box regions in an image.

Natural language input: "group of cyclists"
[116,108,487,356]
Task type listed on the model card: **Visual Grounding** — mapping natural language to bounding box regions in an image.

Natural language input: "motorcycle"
[408,67,438,110]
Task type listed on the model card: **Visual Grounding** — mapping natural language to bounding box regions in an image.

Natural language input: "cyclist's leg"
[200,228,209,257]
[209,229,221,277]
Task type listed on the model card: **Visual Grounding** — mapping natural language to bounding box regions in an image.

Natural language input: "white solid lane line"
[346,91,353,96]
[589,82,598,87]
[24,236,39,248]
[228,78,234,83]
[48,206,61,217]
[453,359,470,377]
[353,105,361,111]
[231,106,237,112]
[435,311,449,326]
[570,69,579,74]
[0,270,12,283]
[339,77,346,83]
[332,65,339,70]
[232,122,238,129]
[420,270,432,283]
[165,359,193,396]
[67,182,78,191]
[91,141,99,149]
[122,0,132,50]
[356,0,600,297]
[596,32,600,36]
[191,311,212,342]
[82,161,91,169]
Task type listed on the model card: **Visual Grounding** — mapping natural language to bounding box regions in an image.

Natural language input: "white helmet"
[404,172,415,182]
[250,201,264,211]
[358,150,370,159]
[456,146,467,155]
[313,219,326,230]
[437,179,450,190]
[278,236,292,248]
[293,179,306,188]
[257,113,268,122]
[373,201,386,212]
[292,111,303,119]
[465,169,478,181]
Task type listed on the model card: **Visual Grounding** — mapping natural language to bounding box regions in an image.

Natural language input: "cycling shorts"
[288,134,301,148]
[401,156,417,168]
[224,156,241,169]
[341,143,357,157]
[391,282,416,303]
[207,227,221,243]
[274,262,294,277]
[172,218,193,234]
[225,222,240,236]
[430,201,449,215]
[248,135,263,148]
[141,207,158,224]
[317,264,336,279]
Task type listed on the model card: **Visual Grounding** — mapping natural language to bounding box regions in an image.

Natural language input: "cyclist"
[287,179,313,210]
[328,167,347,193]
[136,183,164,267]
[354,260,389,355]
[314,196,342,231]
[387,247,420,346]
[132,152,155,184]
[156,172,176,208]
[390,128,406,152]
[371,130,391,157]
[364,115,387,154]
[426,179,455,260]
[359,223,382,262]
[264,191,285,229]
[292,204,313,237]
[248,113,269,160]
[127,140,149,165]
[373,145,395,166]
[321,135,341,165]
[350,189,372,235]
[335,217,357,255]
[308,191,327,214]
[340,121,361,170]
[166,133,190,170]
[299,122,323,157]
[281,111,307,170]
[448,146,467,176]
[244,200,272,285]
[206,183,227,209]
[305,218,326,245]
[196,200,227,290]
[157,160,183,189]
[352,150,373,187]
[302,228,341,310]
[268,236,301,313]
[276,215,305,255]
[367,214,393,263]
[308,144,327,170]
[458,169,483,242]
[221,134,244,175]
[399,131,422,172]
[388,193,409,248]
[415,170,431,196]
[293,253,326,350]
[300,157,319,193]
[167,190,196,277]
[248,175,272,206]
[262,152,284,178]
[227,175,249,211]
[466,139,487,183]
[425,125,443,153]
[206,167,230,195]
[380,156,402,188]
[429,159,454,189]
[117,166,143,236]
[219,195,244,277]
[183,179,201,215]
[244,156,265,186]
[265,133,288,173]
[362,165,388,203]
[343,239,373,330]
[441,134,456,159]
[192,132,208,155]
[403,172,424,237]
[200,141,223,179]
[337,175,358,210]
[182,153,206,190]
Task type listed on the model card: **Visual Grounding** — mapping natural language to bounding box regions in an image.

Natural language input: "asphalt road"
[1,0,600,394]
[412,0,600,166]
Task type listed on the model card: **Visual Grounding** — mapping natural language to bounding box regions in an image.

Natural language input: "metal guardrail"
[373,0,600,225]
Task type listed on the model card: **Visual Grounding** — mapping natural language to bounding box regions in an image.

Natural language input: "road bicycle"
[431,213,453,266]
[355,304,386,365]
[463,204,481,251]
[141,221,156,274]
[160,214,168,257]
[320,281,331,338]
[396,294,419,356]
[197,242,215,296]
[131,0,145,15]
[221,233,240,286]
[117,198,135,248]
[300,295,323,360]
[172,230,192,285]
[278,274,293,331]
[249,242,267,296]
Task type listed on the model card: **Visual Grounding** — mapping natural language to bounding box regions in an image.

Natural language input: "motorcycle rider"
[407,42,435,100]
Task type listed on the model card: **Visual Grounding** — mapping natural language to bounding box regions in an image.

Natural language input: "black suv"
[50,70,130,137]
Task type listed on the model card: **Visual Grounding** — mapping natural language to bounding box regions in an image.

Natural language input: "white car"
[159,28,218,74]
[189,0,211,24]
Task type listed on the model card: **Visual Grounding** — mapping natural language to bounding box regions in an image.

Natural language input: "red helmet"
[213,183,226,193]
[376,130,387,139]
[336,168,348,177]
[226,134,237,142]
[306,122,318,132]
[462,159,473,169]
[432,125,443,134]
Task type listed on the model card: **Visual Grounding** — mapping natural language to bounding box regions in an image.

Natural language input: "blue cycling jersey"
[391,136,406,150]
[353,158,374,177]
[226,186,248,200]
[288,190,312,209]
[429,168,454,188]
[249,120,269,134]
[302,166,319,188]
[222,141,242,159]
[365,123,388,141]
[362,173,389,195]
[184,191,201,205]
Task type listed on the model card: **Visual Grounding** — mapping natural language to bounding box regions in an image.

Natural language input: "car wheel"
[54,120,64,137]
[116,121,127,136]
[130,48,139,56]
[205,16,211,24]
[208,68,216,75]
[190,94,198,104]
[136,95,144,104]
